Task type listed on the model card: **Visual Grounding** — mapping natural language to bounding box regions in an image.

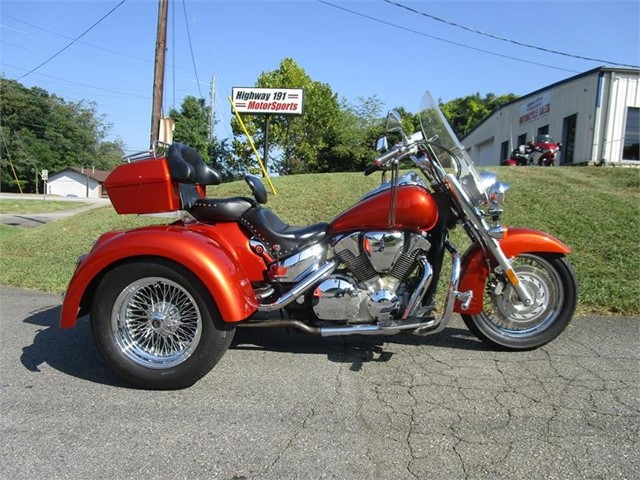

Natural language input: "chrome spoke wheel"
[111,277,202,369]
[461,253,577,350]
[483,255,563,337]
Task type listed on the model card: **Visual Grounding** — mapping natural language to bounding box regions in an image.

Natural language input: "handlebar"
[363,144,417,176]
[363,163,381,176]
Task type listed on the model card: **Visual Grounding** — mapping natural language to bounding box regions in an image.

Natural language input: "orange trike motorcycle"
[60,92,577,389]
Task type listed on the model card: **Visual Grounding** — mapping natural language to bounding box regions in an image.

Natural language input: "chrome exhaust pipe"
[400,256,432,319]
[239,318,428,336]
[414,244,467,336]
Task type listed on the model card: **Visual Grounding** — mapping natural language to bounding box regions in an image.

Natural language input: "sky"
[1,0,639,154]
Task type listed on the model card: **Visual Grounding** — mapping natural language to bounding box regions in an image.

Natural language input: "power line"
[383,0,640,69]
[17,0,128,80]
[186,9,232,138]
[171,0,177,111]
[3,62,151,99]
[2,13,150,65]
[319,1,589,74]
[317,1,580,74]
[2,12,212,76]
[181,0,203,98]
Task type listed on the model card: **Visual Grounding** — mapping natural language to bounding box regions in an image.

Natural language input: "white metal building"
[47,167,110,198]
[462,67,640,166]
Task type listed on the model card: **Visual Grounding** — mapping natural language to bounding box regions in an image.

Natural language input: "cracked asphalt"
[1,285,638,479]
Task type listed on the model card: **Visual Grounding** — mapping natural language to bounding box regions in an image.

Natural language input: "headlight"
[479,172,498,196]
[461,171,496,206]
[488,181,510,209]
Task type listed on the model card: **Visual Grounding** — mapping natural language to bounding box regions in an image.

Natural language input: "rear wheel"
[462,253,577,350]
[91,259,234,389]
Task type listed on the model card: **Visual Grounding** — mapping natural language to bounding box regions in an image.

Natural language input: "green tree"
[209,137,244,181]
[0,78,123,192]
[169,95,245,180]
[440,92,518,138]
[318,95,386,172]
[169,96,211,161]
[96,140,127,170]
[231,58,341,174]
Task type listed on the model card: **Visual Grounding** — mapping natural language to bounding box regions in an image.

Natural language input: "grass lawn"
[0,199,88,214]
[0,166,638,315]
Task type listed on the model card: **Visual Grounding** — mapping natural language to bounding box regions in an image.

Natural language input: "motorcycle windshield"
[418,91,489,206]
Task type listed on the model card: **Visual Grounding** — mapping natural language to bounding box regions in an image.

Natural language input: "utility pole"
[209,73,216,142]
[150,0,168,148]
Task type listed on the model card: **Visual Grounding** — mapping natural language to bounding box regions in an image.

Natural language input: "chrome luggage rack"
[122,141,170,163]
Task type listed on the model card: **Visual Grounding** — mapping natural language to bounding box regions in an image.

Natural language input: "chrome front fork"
[486,238,534,307]
[445,174,533,307]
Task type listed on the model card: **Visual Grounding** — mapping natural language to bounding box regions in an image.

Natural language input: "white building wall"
[601,71,640,165]
[48,171,101,198]
[462,68,640,166]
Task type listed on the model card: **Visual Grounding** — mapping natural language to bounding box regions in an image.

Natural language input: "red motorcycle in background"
[60,92,578,389]
[505,135,562,166]
[532,134,562,166]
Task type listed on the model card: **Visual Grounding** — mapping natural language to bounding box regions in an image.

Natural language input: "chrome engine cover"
[310,231,432,323]
[333,231,430,283]
[363,231,405,273]
[311,275,367,321]
[268,243,326,283]
[366,288,400,321]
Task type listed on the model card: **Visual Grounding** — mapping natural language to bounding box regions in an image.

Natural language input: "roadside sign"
[41,169,48,181]
[231,87,304,115]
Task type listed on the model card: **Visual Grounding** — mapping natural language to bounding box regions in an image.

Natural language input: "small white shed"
[47,167,111,198]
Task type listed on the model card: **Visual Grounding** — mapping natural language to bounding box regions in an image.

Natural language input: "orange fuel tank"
[330,185,439,234]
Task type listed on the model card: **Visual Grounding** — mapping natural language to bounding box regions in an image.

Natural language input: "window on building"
[562,114,577,164]
[537,125,549,136]
[517,133,527,147]
[500,141,510,162]
[623,107,639,161]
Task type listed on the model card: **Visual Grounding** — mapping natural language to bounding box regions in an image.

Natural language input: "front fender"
[455,227,572,314]
[60,225,258,328]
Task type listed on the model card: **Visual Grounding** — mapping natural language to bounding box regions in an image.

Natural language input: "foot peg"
[455,290,473,310]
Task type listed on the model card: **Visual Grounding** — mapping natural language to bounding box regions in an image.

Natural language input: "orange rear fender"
[60,225,262,329]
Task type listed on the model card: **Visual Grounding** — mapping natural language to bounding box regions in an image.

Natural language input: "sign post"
[263,114,270,173]
[41,169,48,200]
[231,87,304,181]
[228,97,277,195]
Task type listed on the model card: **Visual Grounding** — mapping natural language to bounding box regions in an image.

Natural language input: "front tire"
[91,259,235,389]
[462,253,577,350]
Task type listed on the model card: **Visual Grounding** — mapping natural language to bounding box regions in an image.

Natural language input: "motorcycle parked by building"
[60,91,578,389]
[504,142,534,166]
[505,135,562,166]
[532,134,562,166]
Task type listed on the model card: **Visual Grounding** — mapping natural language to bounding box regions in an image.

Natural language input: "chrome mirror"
[375,137,389,152]
[385,110,403,133]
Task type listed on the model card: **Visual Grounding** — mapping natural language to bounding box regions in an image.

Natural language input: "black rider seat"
[166,144,327,249]
[190,197,256,222]
[240,207,329,256]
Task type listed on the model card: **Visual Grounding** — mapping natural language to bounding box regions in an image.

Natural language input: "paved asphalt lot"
[1,285,638,479]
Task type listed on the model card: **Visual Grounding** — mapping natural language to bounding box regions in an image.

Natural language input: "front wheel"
[91,259,235,389]
[462,253,577,350]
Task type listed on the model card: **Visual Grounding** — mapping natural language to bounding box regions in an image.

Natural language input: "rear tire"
[462,253,577,350]
[91,259,235,389]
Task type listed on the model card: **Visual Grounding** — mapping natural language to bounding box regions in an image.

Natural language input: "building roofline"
[50,167,112,183]
[461,66,640,141]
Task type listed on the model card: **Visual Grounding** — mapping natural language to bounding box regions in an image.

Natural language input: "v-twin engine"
[312,231,431,322]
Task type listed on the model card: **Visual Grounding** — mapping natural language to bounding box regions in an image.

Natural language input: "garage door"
[476,138,495,166]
